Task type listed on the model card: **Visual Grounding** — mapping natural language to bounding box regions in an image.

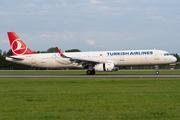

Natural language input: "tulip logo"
[11,39,27,55]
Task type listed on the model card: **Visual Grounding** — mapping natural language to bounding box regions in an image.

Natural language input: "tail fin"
[7,32,36,55]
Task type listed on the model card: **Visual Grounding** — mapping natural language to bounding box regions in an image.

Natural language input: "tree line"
[0,47,179,70]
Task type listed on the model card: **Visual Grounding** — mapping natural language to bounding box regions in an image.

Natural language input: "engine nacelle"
[94,63,118,72]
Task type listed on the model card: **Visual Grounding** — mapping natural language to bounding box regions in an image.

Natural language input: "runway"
[0,74,180,78]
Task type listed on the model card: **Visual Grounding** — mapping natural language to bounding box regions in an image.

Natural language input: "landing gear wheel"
[91,70,95,75]
[156,71,159,75]
[86,70,91,75]
[86,70,96,75]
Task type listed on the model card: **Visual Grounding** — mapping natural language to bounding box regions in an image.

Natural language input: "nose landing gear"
[155,65,159,75]
[156,71,159,75]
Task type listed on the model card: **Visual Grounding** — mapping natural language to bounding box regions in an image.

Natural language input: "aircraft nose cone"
[173,57,177,62]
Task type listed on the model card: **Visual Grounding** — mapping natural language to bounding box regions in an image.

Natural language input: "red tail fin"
[7,32,36,55]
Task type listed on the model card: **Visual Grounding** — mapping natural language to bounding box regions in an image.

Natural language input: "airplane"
[5,32,177,75]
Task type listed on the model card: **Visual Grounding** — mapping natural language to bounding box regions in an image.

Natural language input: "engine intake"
[94,63,118,72]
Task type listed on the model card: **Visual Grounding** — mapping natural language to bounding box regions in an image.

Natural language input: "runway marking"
[0,74,180,78]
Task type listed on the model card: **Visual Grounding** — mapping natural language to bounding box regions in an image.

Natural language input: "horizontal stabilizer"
[6,56,24,60]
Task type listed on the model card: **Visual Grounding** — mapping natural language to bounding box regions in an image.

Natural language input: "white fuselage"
[6,49,176,69]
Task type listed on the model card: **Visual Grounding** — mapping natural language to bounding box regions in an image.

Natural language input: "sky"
[0,0,180,54]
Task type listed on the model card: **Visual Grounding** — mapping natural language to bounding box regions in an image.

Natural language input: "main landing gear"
[86,70,95,75]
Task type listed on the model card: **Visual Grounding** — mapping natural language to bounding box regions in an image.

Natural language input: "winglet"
[56,47,67,58]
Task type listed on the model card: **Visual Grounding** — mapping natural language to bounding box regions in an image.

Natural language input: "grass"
[0,70,180,74]
[0,78,180,119]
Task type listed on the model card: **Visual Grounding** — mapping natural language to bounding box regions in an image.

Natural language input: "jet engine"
[94,63,118,71]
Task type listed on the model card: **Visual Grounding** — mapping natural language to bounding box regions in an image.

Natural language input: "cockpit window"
[164,53,171,56]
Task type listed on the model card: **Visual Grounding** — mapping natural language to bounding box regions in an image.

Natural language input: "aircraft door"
[154,51,159,60]
[120,55,124,61]
[31,55,36,64]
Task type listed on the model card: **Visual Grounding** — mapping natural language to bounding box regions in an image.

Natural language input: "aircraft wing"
[56,47,101,64]
[69,57,100,63]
